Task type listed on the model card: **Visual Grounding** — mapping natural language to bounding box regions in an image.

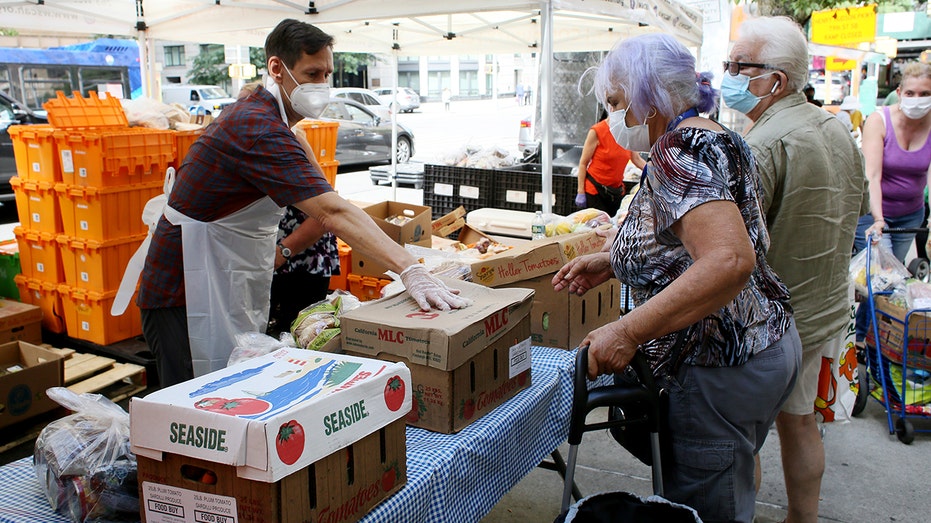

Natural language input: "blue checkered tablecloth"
[0,346,597,523]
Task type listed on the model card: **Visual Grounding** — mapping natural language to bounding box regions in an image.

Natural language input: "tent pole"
[391,25,400,202]
[540,0,553,214]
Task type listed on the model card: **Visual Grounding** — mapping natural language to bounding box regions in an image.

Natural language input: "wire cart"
[859,232,931,444]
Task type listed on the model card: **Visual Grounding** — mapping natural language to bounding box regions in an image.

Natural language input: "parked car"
[811,77,848,105]
[373,87,421,113]
[162,84,237,115]
[330,87,392,120]
[318,98,414,167]
[0,90,47,221]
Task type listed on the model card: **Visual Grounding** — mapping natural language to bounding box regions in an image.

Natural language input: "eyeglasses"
[722,61,777,76]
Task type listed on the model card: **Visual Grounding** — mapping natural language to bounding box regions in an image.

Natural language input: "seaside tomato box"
[130,348,411,522]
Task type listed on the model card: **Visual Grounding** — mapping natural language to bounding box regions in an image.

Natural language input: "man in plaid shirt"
[138,19,468,387]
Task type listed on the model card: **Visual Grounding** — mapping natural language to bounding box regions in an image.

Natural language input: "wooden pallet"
[0,345,147,454]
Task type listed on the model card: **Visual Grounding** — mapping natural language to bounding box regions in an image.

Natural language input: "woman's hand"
[581,321,639,380]
[865,219,885,243]
[552,253,613,295]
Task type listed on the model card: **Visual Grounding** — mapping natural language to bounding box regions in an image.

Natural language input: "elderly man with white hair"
[723,16,868,523]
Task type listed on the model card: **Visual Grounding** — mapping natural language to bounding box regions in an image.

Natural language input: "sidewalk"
[481,398,931,522]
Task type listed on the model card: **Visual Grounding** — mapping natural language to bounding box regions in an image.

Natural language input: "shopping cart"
[858,230,931,444]
[555,346,700,522]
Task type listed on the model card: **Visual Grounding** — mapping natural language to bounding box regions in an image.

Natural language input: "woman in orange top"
[576,109,647,215]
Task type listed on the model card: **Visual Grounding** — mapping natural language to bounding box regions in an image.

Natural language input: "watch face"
[280,245,292,258]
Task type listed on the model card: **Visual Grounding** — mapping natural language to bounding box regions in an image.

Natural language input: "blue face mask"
[721,71,777,114]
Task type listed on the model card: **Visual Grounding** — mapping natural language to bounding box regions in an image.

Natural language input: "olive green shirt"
[745,92,870,348]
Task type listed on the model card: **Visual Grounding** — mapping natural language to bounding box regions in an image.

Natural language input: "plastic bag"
[34,387,138,523]
[228,331,297,366]
[290,291,363,351]
[850,242,910,295]
[814,285,858,423]
[906,280,931,310]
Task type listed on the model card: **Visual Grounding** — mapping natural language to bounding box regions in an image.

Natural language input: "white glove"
[400,264,473,311]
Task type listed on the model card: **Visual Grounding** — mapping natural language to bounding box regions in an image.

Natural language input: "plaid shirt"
[138,87,332,309]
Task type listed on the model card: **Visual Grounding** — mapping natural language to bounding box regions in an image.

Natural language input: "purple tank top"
[881,106,931,217]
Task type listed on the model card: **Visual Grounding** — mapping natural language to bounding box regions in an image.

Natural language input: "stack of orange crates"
[10,91,178,345]
[294,119,339,187]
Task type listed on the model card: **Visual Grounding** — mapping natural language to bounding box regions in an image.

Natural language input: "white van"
[161,84,237,115]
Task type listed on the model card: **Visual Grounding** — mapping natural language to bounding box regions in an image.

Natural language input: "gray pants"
[663,322,802,523]
[141,307,193,389]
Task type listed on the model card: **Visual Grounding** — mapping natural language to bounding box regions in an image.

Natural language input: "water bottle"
[531,210,546,240]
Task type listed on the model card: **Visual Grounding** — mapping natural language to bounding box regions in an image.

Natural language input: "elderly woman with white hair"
[552,33,801,523]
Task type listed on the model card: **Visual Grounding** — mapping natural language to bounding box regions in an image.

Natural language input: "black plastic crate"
[493,163,577,215]
[423,164,496,219]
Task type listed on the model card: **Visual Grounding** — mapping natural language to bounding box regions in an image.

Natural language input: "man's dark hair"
[265,19,335,68]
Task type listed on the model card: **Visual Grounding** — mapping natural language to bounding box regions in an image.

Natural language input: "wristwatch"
[278,242,292,259]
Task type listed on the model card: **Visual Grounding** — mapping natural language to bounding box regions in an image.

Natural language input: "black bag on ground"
[555,492,702,523]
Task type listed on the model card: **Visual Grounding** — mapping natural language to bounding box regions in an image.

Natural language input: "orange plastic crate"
[56,181,163,242]
[43,91,128,129]
[173,128,204,168]
[56,233,145,292]
[58,284,142,345]
[347,273,392,302]
[8,124,60,182]
[54,127,176,187]
[296,120,338,162]
[14,226,64,284]
[328,238,352,292]
[14,274,66,333]
[320,159,339,187]
[11,177,63,234]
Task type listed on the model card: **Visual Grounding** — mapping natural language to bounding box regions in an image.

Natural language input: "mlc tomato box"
[341,279,535,432]
[130,348,412,482]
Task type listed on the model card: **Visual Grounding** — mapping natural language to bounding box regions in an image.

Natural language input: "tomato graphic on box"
[276,420,305,465]
[384,375,406,411]
[407,389,426,423]
[459,398,475,420]
[194,397,271,416]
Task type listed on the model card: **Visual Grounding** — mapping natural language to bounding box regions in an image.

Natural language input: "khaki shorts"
[780,330,846,415]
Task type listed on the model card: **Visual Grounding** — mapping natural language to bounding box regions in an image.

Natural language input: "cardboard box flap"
[130,348,412,482]
[0,299,43,330]
[340,279,533,370]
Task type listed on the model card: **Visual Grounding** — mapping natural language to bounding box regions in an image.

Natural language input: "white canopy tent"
[3,0,703,211]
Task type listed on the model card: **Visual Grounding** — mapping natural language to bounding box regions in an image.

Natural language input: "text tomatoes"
[384,375,406,412]
[276,420,305,465]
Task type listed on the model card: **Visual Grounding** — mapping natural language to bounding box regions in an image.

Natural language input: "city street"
[333,97,529,206]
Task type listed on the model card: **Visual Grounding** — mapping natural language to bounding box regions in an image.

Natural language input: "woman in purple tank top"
[853,62,931,343]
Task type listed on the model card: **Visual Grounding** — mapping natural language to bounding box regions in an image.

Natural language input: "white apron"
[115,83,295,376]
[165,197,284,377]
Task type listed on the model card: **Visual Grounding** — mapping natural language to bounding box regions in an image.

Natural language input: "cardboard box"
[868,296,931,368]
[362,201,432,246]
[503,277,621,350]
[469,230,605,287]
[352,201,433,277]
[137,418,406,523]
[0,340,64,428]
[349,316,532,433]
[130,348,411,483]
[0,298,42,344]
[340,278,533,371]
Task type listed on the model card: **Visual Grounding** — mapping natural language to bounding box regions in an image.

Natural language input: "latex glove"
[575,193,587,207]
[400,264,473,311]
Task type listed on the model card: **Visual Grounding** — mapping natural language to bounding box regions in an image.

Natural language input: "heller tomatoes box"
[339,278,533,371]
[130,348,411,482]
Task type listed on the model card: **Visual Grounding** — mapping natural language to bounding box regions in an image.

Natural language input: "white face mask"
[609,104,651,152]
[900,96,931,120]
[281,63,330,119]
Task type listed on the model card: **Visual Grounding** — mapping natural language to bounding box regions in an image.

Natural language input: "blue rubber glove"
[575,193,587,207]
